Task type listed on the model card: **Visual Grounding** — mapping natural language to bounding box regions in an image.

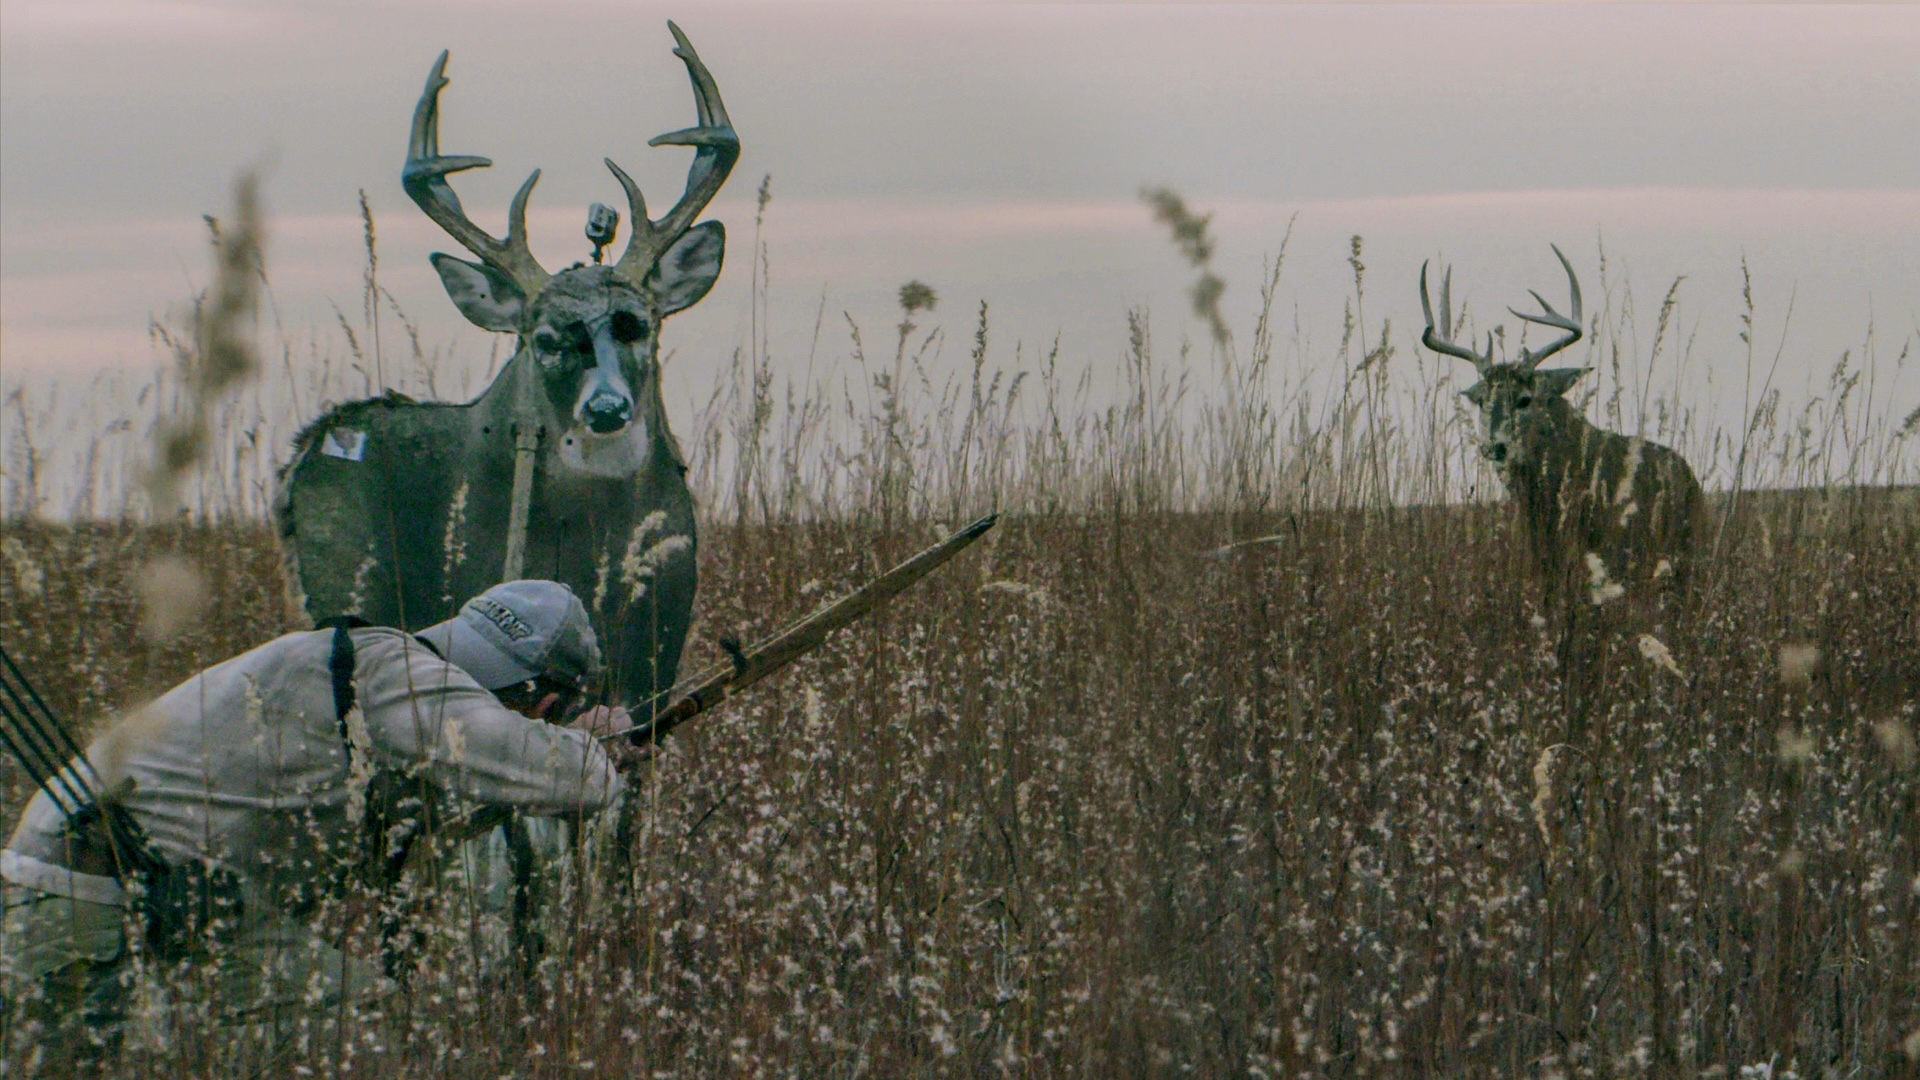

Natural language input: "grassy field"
[2,493,1916,1076]
[1,213,1917,1074]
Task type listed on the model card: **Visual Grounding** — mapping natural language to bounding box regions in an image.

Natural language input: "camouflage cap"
[418,580,603,692]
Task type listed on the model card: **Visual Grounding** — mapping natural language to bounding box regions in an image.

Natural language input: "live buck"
[1419,246,1703,609]
[277,22,737,714]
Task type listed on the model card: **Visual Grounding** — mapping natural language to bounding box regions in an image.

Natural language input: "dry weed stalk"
[0,188,1914,1076]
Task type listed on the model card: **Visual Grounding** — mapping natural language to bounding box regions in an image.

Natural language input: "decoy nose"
[583,395,633,434]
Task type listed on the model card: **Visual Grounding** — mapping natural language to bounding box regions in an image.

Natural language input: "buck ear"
[431,253,526,333]
[1461,383,1487,407]
[648,221,726,315]
[1538,367,1591,398]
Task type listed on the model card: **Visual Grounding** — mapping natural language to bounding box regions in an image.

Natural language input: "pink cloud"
[4,0,296,39]
[3,188,1914,375]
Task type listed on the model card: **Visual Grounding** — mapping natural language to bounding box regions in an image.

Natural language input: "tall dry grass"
[0,192,1916,1075]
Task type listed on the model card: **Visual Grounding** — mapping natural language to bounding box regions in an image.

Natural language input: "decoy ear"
[432,253,526,333]
[647,221,726,316]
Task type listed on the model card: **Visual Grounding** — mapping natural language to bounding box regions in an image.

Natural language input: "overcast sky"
[3,1,1917,447]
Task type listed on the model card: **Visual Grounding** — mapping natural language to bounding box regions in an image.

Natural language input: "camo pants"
[1,880,394,1063]
[0,881,128,1066]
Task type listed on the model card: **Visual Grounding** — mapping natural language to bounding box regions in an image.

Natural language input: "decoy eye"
[609,311,647,344]
[1516,394,1534,409]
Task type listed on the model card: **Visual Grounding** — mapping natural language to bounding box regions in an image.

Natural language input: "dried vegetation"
[0,203,1916,1076]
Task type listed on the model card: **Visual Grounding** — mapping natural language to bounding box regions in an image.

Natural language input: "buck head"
[1420,246,1588,469]
[1460,364,1589,467]
[404,22,736,442]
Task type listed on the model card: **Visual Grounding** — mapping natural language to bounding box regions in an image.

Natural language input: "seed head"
[1777,643,1820,688]
[1776,724,1814,767]
[1637,634,1684,680]
[1872,718,1916,769]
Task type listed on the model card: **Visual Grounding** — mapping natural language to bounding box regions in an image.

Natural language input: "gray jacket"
[5,626,621,908]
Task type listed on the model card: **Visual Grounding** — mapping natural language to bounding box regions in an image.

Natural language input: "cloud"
[4,0,298,39]
[5,186,1914,380]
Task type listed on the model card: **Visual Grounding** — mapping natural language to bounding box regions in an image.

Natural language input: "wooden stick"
[501,357,542,581]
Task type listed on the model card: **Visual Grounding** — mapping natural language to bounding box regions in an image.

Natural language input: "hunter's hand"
[569,705,633,739]
[571,706,654,770]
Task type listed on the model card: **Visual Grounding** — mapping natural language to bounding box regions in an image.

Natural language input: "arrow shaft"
[613,513,997,744]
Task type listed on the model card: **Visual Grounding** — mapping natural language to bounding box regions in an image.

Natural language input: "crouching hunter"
[1,580,640,1059]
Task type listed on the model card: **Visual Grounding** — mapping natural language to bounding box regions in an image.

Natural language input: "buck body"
[1421,247,1704,606]
[278,347,697,707]
[1477,372,1703,601]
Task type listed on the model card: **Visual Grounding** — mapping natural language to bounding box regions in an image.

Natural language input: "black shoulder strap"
[329,625,356,740]
[316,616,370,739]
[312,615,425,983]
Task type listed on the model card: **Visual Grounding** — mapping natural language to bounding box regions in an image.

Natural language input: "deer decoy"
[278,21,738,716]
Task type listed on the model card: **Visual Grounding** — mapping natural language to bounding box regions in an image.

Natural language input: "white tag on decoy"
[321,429,368,462]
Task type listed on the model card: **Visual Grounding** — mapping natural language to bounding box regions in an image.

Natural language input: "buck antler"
[607,21,740,287]
[1419,261,1495,375]
[403,51,552,300]
[1513,245,1583,369]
